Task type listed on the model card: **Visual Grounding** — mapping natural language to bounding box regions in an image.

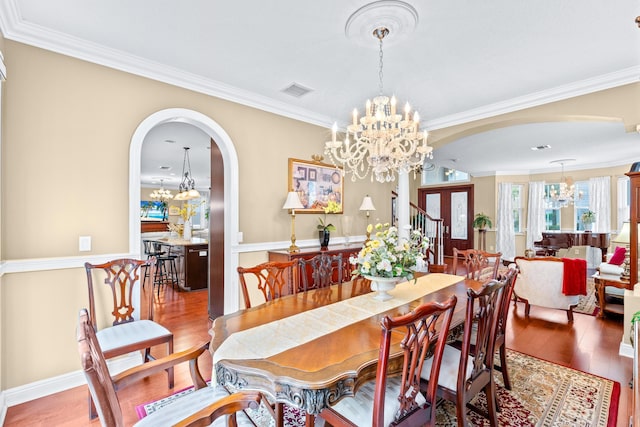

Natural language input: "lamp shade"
[613,221,631,244]
[359,196,376,211]
[282,191,304,210]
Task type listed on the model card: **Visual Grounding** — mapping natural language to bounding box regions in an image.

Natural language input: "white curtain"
[617,176,630,232]
[589,176,610,233]
[496,182,516,260]
[526,181,546,251]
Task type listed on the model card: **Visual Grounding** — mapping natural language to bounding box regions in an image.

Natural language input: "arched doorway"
[129,108,240,317]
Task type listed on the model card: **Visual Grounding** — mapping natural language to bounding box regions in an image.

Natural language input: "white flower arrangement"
[350,222,428,281]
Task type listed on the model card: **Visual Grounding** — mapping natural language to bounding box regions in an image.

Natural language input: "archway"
[129,108,240,316]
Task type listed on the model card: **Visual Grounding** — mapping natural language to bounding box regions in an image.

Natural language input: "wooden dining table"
[210,273,482,426]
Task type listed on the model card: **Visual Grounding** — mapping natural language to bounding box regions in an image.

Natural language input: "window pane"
[511,184,522,233]
[545,209,561,230]
[574,181,590,230]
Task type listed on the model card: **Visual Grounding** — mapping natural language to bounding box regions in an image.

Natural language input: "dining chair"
[237,260,299,309]
[493,265,518,391]
[318,295,457,427]
[298,252,344,292]
[421,278,507,426]
[76,308,268,427]
[84,258,174,419]
[452,248,502,281]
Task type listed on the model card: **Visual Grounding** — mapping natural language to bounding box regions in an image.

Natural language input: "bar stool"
[142,240,165,289]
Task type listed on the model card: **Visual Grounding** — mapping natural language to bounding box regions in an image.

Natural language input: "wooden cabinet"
[268,245,362,291]
[172,243,208,291]
[141,221,169,233]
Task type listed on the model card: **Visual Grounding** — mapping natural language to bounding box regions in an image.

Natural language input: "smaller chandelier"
[545,160,578,208]
[325,27,432,183]
[174,147,201,201]
[149,179,173,202]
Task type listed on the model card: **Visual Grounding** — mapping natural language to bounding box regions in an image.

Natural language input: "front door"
[418,185,474,256]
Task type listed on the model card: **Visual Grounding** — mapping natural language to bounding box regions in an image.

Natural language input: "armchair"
[513,256,581,322]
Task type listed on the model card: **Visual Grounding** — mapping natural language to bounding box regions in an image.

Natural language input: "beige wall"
[0,41,393,389]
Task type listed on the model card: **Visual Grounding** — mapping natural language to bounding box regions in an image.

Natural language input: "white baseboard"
[619,340,633,359]
[3,352,141,407]
[0,391,7,426]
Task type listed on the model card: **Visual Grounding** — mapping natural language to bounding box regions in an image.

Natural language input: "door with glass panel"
[418,185,474,256]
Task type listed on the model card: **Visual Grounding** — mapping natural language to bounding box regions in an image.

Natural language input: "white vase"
[364,275,400,301]
[183,220,192,240]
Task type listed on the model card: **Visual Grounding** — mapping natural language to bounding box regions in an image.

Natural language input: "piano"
[534,231,610,260]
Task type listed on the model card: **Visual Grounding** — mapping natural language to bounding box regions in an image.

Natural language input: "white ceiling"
[1,0,639,185]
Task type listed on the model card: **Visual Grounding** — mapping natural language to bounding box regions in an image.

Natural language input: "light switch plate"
[79,236,91,252]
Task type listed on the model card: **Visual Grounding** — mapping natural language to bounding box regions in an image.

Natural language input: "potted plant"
[317,201,341,249]
[473,213,493,230]
[581,210,596,231]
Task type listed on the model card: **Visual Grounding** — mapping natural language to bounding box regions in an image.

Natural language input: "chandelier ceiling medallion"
[545,159,578,208]
[174,147,201,201]
[325,2,432,183]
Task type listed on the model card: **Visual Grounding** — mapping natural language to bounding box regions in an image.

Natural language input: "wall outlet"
[79,236,91,252]
[237,231,243,243]
[489,245,494,251]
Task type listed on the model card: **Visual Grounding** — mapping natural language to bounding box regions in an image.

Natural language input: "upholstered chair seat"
[327,376,427,427]
[136,384,256,427]
[96,320,172,354]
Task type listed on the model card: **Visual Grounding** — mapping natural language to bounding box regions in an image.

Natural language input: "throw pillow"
[608,246,626,265]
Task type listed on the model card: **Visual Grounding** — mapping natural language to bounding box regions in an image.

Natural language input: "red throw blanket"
[562,258,587,296]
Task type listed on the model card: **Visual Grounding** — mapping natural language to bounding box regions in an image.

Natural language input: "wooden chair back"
[237,260,298,309]
[85,258,155,330]
[376,295,457,426]
[455,277,507,424]
[298,253,344,292]
[494,265,518,389]
[452,248,501,281]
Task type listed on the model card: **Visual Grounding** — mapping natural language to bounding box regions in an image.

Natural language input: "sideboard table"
[593,272,631,318]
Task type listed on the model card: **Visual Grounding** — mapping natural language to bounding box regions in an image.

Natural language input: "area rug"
[136,350,619,426]
[573,277,599,316]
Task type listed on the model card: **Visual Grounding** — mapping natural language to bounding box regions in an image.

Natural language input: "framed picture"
[288,158,344,213]
[168,205,181,216]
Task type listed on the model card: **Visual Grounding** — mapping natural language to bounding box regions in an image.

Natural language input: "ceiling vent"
[531,144,551,151]
[281,83,313,98]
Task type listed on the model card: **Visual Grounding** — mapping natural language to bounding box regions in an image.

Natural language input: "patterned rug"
[136,349,619,426]
[573,277,599,316]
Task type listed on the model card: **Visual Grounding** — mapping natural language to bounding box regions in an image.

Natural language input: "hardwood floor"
[4,262,634,426]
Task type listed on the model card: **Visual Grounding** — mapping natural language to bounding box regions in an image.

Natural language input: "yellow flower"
[366,223,373,233]
[371,240,381,248]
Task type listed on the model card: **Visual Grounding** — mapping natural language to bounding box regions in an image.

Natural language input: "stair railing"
[391,192,444,267]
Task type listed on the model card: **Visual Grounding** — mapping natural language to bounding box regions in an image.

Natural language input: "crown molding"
[0,0,637,132]
[425,66,640,131]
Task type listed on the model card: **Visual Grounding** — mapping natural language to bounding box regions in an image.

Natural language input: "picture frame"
[168,205,181,216]
[288,158,344,214]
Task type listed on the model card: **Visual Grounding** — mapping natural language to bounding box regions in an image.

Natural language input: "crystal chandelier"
[545,160,576,208]
[174,147,201,201]
[324,27,432,183]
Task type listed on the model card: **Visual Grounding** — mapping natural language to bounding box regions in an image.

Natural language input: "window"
[512,184,523,233]
[573,181,590,230]
[544,184,561,230]
[421,163,470,185]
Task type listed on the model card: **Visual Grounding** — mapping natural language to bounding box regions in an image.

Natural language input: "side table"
[592,272,631,318]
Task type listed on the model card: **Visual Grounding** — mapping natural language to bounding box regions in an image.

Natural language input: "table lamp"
[283,191,304,253]
[359,195,376,243]
[613,221,631,279]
